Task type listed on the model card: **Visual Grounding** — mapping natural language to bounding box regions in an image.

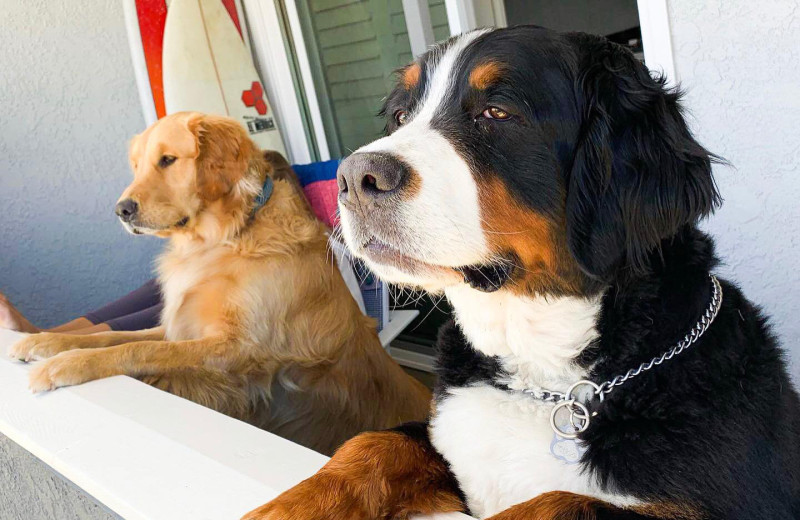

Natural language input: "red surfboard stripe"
[221,0,243,40]
[135,0,242,120]
[135,0,168,119]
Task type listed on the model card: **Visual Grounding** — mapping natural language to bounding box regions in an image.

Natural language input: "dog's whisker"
[409,293,447,333]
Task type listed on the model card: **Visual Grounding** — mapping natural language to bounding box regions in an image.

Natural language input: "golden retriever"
[9,112,431,454]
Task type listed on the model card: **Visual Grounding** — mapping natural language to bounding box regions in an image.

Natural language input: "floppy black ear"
[564,34,721,280]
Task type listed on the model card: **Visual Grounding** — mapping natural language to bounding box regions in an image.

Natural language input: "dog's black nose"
[337,152,411,209]
[115,199,139,223]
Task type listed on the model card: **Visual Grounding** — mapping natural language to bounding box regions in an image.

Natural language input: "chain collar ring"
[541,275,723,439]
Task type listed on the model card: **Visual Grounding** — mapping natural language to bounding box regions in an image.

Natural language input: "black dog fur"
[421,27,800,519]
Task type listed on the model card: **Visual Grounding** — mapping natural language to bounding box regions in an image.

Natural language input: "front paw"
[241,475,369,520]
[28,350,108,393]
[9,333,77,362]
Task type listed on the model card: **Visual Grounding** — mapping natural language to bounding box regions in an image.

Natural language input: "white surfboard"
[162,0,286,154]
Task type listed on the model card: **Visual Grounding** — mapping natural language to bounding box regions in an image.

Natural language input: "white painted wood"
[446,0,504,34]
[388,340,438,373]
[471,0,505,29]
[0,329,325,519]
[445,0,477,35]
[637,0,677,83]
[0,329,473,519]
[380,309,420,347]
[283,0,332,161]
[403,0,436,57]
[490,0,507,28]
[241,0,312,163]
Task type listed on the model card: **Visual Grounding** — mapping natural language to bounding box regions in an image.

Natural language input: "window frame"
[246,0,674,164]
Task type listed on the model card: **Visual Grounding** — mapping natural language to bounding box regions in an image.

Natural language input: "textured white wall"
[0,434,118,519]
[667,0,800,380]
[0,1,159,327]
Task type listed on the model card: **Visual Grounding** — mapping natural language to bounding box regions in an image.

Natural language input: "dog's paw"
[9,333,77,362]
[241,475,368,520]
[240,501,287,520]
[28,350,106,393]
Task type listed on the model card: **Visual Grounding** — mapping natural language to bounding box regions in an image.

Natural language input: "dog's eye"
[395,110,409,126]
[158,155,177,168]
[482,107,511,120]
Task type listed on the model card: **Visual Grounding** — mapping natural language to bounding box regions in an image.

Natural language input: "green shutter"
[295,0,450,158]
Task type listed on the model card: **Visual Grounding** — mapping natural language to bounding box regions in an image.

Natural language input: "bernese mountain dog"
[243,26,799,520]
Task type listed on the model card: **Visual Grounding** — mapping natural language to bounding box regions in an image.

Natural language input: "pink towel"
[303,179,339,228]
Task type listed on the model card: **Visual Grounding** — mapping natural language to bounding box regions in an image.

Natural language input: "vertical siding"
[301,0,450,156]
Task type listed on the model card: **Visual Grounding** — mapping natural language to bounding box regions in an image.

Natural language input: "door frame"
[446,0,507,35]
[636,0,677,83]
[245,0,675,163]
[241,0,327,163]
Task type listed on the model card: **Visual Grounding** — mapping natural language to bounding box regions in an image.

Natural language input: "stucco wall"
[0,1,160,328]
[667,0,800,379]
[0,433,118,520]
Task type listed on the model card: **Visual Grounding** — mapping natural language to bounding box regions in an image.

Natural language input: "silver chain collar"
[519,274,723,439]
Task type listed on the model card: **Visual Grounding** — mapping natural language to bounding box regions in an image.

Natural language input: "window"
[292,0,451,158]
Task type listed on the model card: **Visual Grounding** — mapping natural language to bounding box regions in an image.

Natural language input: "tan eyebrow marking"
[469,61,505,90]
[402,62,422,90]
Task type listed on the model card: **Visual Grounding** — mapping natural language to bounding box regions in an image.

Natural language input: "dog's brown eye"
[395,111,409,126]
[158,155,177,168]
[483,107,511,120]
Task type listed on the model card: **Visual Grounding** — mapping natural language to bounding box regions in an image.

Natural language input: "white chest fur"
[432,287,636,518]
[444,286,600,389]
[157,241,228,340]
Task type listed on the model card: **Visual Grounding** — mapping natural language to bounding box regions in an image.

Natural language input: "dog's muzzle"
[115,198,139,223]
[337,152,411,215]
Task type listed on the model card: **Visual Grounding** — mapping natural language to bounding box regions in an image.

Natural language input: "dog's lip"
[361,237,453,274]
[362,237,421,264]
[458,261,514,292]
[361,237,514,291]
[363,237,398,256]
[122,216,190,234]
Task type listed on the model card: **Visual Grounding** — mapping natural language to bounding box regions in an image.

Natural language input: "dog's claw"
[9,333,76,362]
[27,350,103,393]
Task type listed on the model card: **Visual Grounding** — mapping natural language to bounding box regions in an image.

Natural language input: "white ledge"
[380,309,420,347]
[0,329,471,520]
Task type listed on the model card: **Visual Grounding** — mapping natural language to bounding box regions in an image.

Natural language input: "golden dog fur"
[10,112,431,454]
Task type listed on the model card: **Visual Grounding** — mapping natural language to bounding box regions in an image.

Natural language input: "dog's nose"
[337,152,411,208]
[115,199,139,223]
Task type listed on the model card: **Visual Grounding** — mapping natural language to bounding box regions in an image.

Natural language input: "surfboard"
[135,0,168,120]
[161,0,286,154]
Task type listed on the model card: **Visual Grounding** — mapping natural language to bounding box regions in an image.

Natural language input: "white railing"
[0,329,472,520]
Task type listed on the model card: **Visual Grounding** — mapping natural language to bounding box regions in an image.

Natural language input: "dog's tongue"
[460,262,513,292]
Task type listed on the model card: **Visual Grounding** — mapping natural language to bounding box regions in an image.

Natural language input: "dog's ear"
[187,115,253,201]
[262,150,292,183]
[564,34,721,281]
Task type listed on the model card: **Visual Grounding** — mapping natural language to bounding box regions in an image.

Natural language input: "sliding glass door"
[292,0,450,158]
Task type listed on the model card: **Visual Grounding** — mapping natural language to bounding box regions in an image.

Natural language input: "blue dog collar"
[251,177,274,219]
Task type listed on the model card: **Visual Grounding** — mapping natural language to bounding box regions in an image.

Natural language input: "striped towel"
[291,159,388,332]
[291,159,340,229]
